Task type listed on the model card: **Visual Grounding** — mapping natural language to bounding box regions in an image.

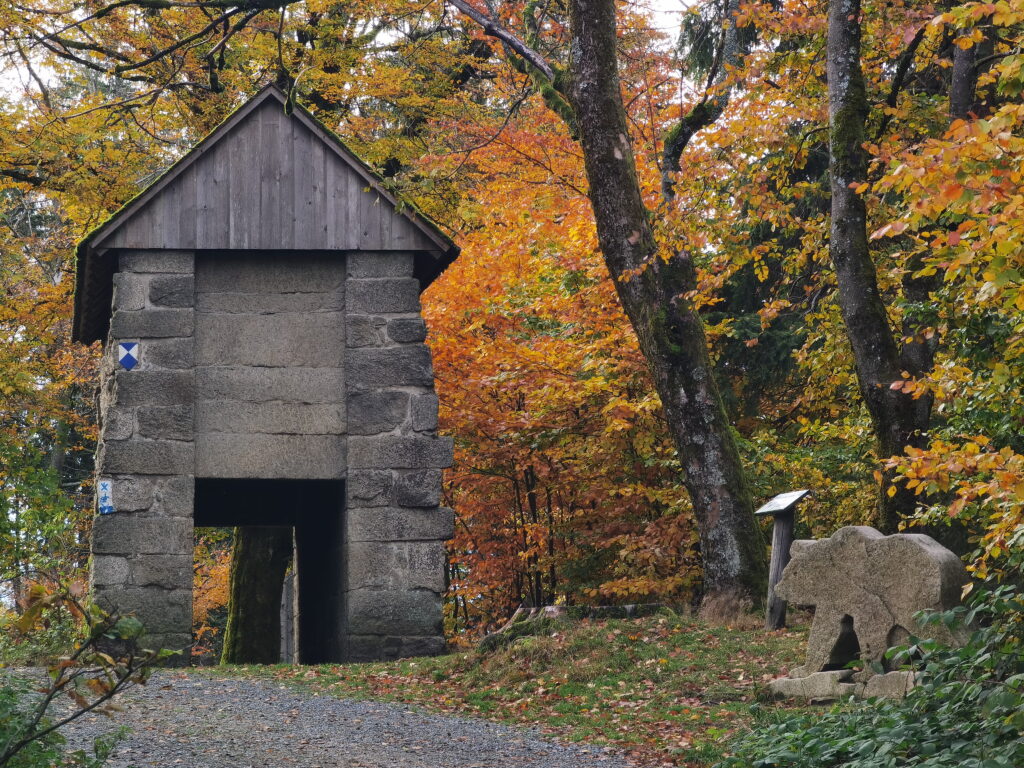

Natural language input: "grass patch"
[223,614,811,766]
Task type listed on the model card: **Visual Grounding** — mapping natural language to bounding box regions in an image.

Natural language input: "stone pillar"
[90,250,195,660]
[344,252,453,661]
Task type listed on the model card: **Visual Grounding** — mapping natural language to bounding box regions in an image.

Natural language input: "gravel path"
[59,671,633,768]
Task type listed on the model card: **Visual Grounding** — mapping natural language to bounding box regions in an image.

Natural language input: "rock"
[769,670,861,701]
[770,525,968,700]
[862,670,917,699]
[776,525,968,673]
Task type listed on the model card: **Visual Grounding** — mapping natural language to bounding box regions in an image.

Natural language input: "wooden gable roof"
[73,85,459,343]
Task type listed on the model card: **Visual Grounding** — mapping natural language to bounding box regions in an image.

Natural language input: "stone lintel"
[195,433,345,479]
[347,506,454,542]
[346,252,414,279]
[111,308,194,338]
[347,435,453,469]
[99,439,194,475]
[119,250,194,274]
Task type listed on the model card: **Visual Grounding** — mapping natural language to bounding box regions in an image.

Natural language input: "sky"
[646,0,688,34]
[0,2,690,96]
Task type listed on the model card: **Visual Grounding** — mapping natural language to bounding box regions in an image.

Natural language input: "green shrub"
[0,605,86,666]
[0,676,121,768]
[716,583,1024,768]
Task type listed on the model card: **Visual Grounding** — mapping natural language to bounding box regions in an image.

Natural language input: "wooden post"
[754,490,810,631]
[765,510,795,630]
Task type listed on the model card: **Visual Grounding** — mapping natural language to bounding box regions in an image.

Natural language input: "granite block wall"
[91,248,451,664]
[193,253,347,479]
[91,250,196,661]
[343,252,452,661]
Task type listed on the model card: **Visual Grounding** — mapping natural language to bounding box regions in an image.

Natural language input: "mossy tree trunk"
[563,0,768,611]
[221,526,293,665]
[826,0,937,534]
[452,0,769,610]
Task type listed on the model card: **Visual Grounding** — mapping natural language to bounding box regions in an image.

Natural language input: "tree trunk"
[221,526,293,664]
[565,0,767,610]
[950,43,979,120]
[826,0,934,533]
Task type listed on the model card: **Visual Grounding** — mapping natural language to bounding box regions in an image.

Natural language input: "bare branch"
[113,8,242,74]
[447,0,556,81]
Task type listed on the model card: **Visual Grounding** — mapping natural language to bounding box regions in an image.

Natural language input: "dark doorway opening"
[824,614,861,671]
[194,478,346,664]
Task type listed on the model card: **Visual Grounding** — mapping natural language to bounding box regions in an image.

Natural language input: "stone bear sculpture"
[776,526,968,678]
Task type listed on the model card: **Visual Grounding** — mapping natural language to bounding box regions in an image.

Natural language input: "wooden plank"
[354,167,371,250]
[276,108,295,250]
[309,133,327,249]
[197,139,231,248]
[391,204,408,249]
[229,110,257,249]
[293,119,315,250]
[379,180,392,249]
[195,143,213,246]
[259,101,282,249]
[397,207,436,251]
[342,152,359,250]
[151,171,170,248]
[324,142,336,249]
[108,201,145,248]
[178,163,197,248]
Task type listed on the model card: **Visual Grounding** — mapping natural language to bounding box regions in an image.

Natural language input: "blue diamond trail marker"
[98,479,114,515]
[118,342,139,370]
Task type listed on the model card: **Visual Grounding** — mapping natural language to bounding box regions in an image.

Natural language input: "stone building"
[72,86,459,663]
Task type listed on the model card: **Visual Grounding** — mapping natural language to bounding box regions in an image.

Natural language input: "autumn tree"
[447,0,768,610]
[6,0,1024,633]
[2,0,769,610]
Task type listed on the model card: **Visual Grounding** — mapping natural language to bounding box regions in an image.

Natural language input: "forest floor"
[54,613,811,767]
[59,671,629,768]
[231,613,812,767]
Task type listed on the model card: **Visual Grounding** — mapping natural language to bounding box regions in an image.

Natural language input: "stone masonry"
[343,252,453,662]
[194,253,347,478]
[769,526,968,700]
[89,248,454,663]
[79,86,460,665]
[91,251,196,658]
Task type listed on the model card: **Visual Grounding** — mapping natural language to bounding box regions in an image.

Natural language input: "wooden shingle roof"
[73,85,459,344]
